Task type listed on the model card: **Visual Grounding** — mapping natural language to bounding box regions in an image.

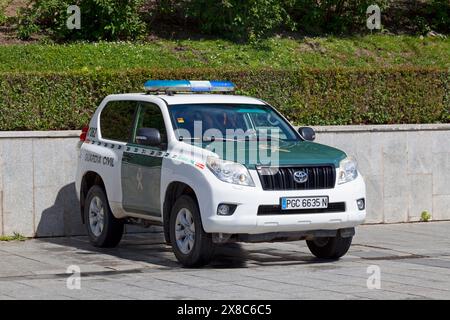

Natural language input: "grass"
[0,232,27,241]
[0,34,449,72]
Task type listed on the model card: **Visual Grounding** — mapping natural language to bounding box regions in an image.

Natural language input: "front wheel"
[84,185,124,248]
[306,232,352,260]
[169,195,215,267]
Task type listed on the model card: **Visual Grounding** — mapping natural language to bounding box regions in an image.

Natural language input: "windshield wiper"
[179,136,285,143]
[178,137,203,141]
[179,136,239,142]
[204,137,238,142]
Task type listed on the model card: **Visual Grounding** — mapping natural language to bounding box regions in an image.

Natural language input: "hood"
[203,140,347,169]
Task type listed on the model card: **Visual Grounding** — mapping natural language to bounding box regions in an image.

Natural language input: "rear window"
[100,100,136,142]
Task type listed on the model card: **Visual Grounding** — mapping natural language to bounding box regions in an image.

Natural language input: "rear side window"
[100,100,136,142]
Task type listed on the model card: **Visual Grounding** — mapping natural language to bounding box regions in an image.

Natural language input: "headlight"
[206,156,255,187]
[338,157,358,184]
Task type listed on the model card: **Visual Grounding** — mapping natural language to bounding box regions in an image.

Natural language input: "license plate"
[281,196,329,210]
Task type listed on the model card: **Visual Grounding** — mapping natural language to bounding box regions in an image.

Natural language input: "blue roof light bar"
[144,80,235,93]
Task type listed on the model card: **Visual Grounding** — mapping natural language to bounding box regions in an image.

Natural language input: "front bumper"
[198,170,366,234]
[212,227,356,243]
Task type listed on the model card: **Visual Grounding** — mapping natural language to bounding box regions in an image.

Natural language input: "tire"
[169,195,215,267]
[84,185,124,248]
[306,231,352,260]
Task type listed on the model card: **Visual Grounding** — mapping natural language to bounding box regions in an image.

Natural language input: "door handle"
[122,154,132,162]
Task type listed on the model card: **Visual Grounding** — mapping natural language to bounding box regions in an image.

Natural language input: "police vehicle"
[75,80,366,267]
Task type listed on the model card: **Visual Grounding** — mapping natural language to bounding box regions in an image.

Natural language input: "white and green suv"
[75,80,366,267]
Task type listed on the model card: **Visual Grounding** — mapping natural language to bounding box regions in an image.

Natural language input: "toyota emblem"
[293,170,308,183]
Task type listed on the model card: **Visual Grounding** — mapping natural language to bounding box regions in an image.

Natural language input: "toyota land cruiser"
[75,80,366,267]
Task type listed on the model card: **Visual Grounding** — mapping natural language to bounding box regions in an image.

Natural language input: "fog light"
[357,198,365,210]
[217,204,237,216]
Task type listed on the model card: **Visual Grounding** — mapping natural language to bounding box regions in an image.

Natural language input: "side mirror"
[136,128,161,147]
[298,127,316,141]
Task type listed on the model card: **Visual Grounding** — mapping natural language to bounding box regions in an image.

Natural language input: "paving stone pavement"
[1,221,450,300]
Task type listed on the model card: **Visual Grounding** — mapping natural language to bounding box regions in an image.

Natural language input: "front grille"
[257,165,336,190]
[257,202,346,215]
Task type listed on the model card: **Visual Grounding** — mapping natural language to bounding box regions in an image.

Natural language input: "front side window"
[100,100,136,142]
[133,102,167,148]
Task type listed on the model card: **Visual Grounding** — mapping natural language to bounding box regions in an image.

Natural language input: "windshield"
[168,103,299,142]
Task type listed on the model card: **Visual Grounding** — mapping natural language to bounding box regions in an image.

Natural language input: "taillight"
[80,126,89,142]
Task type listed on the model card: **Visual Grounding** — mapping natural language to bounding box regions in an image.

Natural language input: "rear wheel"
[306,232,352,259]
[169,195,215,267]
[84,185,124,248]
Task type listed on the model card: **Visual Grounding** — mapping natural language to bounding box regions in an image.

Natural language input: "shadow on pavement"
[36,230,329,270]
[36,183,328,270]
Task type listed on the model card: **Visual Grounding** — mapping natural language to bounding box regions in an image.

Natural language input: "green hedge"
[0,68,448,131]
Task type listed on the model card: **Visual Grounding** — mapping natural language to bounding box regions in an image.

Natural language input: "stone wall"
[314,124,450,224]
[0,124,449,237]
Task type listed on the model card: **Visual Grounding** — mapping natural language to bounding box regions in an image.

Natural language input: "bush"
[185,0,295,41]
[17,0,146,41]
[383,0,450,35]
[289,0,388,35]
[0,0,12,25]
[154,0,389,39]
[0,67,448,131]
[427,0,450,34]
[13,0,449,41]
